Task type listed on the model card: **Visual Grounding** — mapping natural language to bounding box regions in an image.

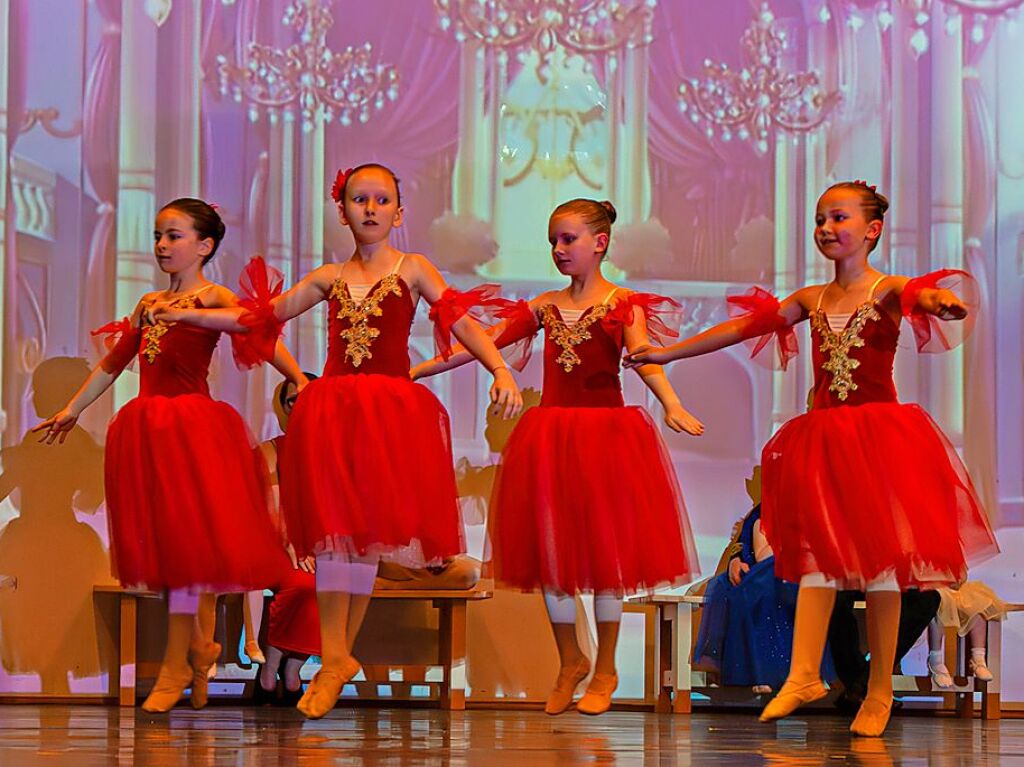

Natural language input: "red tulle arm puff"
[231,256,285,369]
[491,299,541,371]
[604,293,683,346]
[428,283,506,361]
[726,286,798,371]
[900,269,979,353]
[91,318,142,375]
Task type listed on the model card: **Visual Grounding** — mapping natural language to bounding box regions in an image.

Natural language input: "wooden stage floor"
[0,705,1016,765]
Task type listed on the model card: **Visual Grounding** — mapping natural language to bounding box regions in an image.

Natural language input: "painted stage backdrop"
[1,0,1023,704]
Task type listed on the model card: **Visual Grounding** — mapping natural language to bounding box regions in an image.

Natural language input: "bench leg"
[982,620,1002,721]
[655,606,672,713]
[119,594,137,707]
[671,603,692,714]
[437,599,467,711]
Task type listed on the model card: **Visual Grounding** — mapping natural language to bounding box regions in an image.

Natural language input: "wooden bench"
[94,582,493,710]
[630,593,1002,719]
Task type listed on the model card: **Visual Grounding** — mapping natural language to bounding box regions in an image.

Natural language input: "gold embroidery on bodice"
[329,272,403,367]
[141,294,200,364]
[540,303,611,373]
[811,302,881,401]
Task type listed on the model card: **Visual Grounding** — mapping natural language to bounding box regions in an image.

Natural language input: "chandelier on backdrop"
[820,1,1024,57]
[433,0,655,81]
[216,0,399,131]
[677,3,841,155]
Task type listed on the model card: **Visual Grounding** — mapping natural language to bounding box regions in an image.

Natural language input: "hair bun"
[599,200,617,224]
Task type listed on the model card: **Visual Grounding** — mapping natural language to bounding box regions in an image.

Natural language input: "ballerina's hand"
[145,300,183,326]
[728,558,750,586]
[926,289,968,320]
[664,403,704,436]
[32,406,79,445]
[409,362,428,382]
[623,345,669,370]
[489,367,523,420]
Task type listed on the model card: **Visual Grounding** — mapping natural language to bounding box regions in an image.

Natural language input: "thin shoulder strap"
[814,283,832,312]
[391,254,406,274]
[867,274,888,301]
[600,287,619,305]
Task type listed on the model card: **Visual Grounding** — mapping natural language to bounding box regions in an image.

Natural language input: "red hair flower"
[331,167,354,203]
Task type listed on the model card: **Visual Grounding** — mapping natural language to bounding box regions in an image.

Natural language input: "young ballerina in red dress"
[35,199,300,712]
[627,181,999,736]
[414,198,703,715]
[154,165,522,718]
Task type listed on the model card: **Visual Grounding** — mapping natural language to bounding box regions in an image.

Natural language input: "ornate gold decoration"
[811,302,881,401]
[141,294,200,364]
[540,303,610,372]
[329,273,403,367]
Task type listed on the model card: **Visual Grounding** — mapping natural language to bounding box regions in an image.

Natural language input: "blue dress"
[693,505,835,690]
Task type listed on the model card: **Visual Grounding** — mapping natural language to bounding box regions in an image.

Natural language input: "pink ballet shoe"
[576,672,618,716]
[850,696,893,737]
[141,664,192,713]
[189,641,221,710]
[296,656,360,719]
[759,679,828,722]
[544,658,590,715]
[970,657,994,682]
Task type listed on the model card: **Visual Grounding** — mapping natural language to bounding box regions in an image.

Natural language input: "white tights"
[543,590,623,624]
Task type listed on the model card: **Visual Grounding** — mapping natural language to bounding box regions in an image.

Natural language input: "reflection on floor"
[0,706,1015,766]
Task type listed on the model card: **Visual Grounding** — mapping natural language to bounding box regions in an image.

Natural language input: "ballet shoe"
[141,663,192,713]
[759,679,827,722]
[188,641,221,710]
[928,658,953,689]
[544,658,590,715]
[576,672,618,716]
[296,656,360,719]
[970,657,994,682]
[244,640,266,665]
[850,696,893,737]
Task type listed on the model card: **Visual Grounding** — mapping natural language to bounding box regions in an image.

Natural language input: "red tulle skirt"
[761,402,999,590]
[489,406,700,593]
[280,374,464,564]
[268,567,320,656]
[104,394,290,591]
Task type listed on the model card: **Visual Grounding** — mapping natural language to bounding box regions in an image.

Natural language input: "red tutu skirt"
[268,567,320,656]
[761,402,999,590]
[279,374,464,564]
[490,406,700,593]
[104,394,290,591]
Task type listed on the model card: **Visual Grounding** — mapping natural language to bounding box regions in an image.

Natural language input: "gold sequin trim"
[329,272,403,367]
[141,294,200,363]
[811,302,881,401]
[540,303,611,373]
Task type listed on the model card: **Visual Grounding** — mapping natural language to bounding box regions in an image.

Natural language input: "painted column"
[114,1,159,407]
[295,114,325,372]
[0,0,10,436]
[927,6,965,441]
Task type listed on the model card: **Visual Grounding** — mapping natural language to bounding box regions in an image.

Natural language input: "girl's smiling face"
[814,188,882,261]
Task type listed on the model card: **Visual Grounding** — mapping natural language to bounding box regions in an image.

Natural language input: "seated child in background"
[926,580,1020,688]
